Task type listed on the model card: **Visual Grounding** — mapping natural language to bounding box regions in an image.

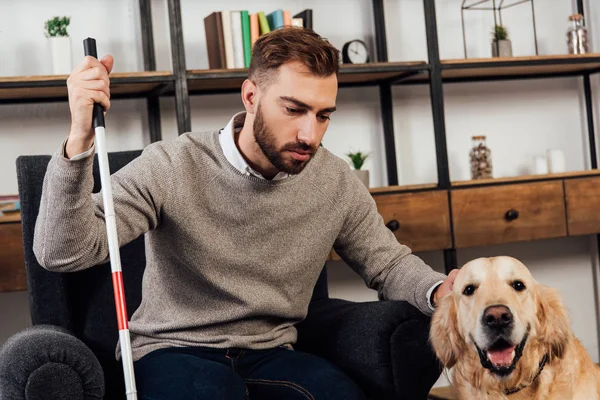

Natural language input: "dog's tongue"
[487,346,516,366]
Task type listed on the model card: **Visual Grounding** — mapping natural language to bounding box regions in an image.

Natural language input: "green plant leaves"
[45,16,70,37]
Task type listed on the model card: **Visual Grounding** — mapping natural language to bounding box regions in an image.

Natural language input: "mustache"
[282,142,316,153]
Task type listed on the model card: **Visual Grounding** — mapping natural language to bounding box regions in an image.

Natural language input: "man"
[34,27,457,399]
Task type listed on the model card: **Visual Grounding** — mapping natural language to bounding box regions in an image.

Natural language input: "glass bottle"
[470,135,493,180]
[567,14,589,55]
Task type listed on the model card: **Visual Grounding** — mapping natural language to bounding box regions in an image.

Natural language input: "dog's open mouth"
[474,332,529,377]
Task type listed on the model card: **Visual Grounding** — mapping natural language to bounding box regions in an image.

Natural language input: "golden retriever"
[430,256,600,399]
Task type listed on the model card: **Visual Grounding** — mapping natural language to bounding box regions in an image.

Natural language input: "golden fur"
[430,256,600,399]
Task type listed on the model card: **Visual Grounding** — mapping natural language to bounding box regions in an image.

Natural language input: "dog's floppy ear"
[430,294,463,369]
[536,284,571,359]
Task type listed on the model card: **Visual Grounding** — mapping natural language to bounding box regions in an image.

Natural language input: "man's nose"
[297,118,320,148]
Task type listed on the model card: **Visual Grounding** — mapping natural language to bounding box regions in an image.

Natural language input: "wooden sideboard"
[3,171,600,292]
[329,170,600,261]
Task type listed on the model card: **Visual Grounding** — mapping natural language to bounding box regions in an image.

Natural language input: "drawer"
[0,223,26,292]
[565,176,600,236]
[329,190,451,260]
[373,190,452,252]
[451,181,567,248]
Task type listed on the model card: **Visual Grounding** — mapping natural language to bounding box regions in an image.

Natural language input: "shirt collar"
[219,112,291,181]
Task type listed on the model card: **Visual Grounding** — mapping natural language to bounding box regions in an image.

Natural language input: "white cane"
[83,37,138,400]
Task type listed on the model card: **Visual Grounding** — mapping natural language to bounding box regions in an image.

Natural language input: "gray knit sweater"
[33,130,446,361]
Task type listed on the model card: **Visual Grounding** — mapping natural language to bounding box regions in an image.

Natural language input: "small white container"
[49,36,72,75]
[547,149,566,173]
[533,156,548,174]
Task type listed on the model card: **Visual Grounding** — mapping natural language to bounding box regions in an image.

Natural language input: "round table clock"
[342,39,370,64]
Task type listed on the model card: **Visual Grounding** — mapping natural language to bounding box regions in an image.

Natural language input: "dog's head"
[430,256,571,380]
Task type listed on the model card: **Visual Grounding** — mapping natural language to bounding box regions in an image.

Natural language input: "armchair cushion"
[296,298,442,400]
[0,325,104,400]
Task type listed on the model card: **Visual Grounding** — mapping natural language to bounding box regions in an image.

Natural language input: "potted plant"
[45,16,72,74]
[347,150,370,188]
[491,24,512,57]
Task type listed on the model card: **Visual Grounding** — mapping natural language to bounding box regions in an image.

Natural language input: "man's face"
[252,61,338,174]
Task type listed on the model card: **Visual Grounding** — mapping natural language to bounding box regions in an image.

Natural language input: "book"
[257,12,271,35]
[293,9,312,29]
[203,11,227,69]
[292,17,303,27]
[241,11,252,67]
[250,13,259,47]
[231,11,245,68]
[283,10,292,27]
[267,9,284,30]
[221,11,235,68]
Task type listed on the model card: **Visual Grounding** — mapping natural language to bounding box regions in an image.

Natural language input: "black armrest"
[0,325,104,400]
[296,298,442,400]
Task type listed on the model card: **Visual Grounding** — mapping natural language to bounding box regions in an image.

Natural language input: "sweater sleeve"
[33,140,171,272]
[333,172,447,316]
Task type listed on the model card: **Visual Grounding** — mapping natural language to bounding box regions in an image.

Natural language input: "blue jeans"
[134,345,367,400]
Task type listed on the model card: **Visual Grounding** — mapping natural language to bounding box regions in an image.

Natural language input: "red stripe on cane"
[112,271,128,330]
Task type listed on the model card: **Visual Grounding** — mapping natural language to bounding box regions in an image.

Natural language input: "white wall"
[1,0,600,392]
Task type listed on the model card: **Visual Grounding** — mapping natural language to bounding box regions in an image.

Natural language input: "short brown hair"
[248,27,340,89]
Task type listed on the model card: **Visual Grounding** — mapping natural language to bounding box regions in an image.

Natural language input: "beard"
[253,104,317,175]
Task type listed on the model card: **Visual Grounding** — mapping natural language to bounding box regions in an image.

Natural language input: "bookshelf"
[2,0,600,284]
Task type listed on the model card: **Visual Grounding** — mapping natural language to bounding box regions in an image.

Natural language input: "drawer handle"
[505,209,519,222]
[386,219,400,232]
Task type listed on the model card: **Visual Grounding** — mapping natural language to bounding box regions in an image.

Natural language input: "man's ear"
[429,294,463,369]
[536,284,571,359]
[241,79,257,115]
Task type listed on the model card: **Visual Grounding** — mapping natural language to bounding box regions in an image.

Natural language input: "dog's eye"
[512,280,526,292]
[463,284,476,296]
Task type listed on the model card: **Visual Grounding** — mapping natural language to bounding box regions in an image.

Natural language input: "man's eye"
[318,115,331,122]
[286,107,300,114]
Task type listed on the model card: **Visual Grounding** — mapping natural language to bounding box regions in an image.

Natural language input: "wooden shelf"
[402,54,600,83]
[452,169,600,188]
[443,53,600,82]
[369,183,439,194]
[187,61,429,93]
[0,71,174,103]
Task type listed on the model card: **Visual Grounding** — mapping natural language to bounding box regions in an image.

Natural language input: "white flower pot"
[49,36,72,75]
[353,170,370,188]
[491,40,512,57]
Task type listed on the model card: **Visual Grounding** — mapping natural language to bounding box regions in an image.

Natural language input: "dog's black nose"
[483,305,513,329]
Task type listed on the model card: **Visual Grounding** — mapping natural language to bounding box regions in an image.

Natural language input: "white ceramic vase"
[49,36,72,75]
[353,170,370,188]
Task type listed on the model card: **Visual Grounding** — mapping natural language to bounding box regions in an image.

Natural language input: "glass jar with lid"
[567,14,589,55]
[470,135,493,179]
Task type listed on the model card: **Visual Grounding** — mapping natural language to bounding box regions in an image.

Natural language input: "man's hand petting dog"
[433,269,459,308]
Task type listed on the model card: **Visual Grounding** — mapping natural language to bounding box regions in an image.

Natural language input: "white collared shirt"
[219,112,290,181]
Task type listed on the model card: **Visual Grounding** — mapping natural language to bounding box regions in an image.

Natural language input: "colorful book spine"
[241,11,252,67]
[250,13,259,47]
[267,9,284,30]
[283,10,291,27]
[221,10,235,68]
[231,11,245,68]
[257,12,270,35]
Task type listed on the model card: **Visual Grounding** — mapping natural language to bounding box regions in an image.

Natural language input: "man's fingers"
[100,55,114,75]
[79,66,109,81]
[89,91,111,112]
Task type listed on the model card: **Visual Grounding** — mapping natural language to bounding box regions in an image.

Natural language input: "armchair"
[0,150,441,400]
